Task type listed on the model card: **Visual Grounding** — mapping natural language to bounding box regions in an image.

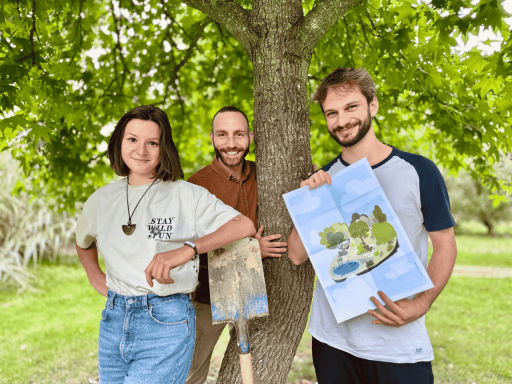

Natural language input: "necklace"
[122,177,158,236]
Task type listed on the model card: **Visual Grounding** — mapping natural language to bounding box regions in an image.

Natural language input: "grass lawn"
[0,259,105,384]
[1,235,511,383]
[451,235,512,268]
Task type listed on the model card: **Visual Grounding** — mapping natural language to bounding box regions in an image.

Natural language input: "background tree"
[445,155,512,235]
[1,0,512,382]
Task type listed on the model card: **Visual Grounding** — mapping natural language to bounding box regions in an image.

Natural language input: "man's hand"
[145,246,196,287]
[255,225,287,258]
[368,291,428,328]
[300,169,331,190]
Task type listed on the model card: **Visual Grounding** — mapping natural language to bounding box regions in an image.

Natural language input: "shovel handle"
[239,353,254,384]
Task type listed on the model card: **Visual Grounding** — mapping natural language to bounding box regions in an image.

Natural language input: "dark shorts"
[312,337,434,384]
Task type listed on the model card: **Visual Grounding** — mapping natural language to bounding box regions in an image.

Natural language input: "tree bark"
[215,2,316,384]
[181,0,360,382]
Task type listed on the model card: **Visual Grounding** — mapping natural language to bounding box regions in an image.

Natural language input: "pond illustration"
[332,261,360,276]
[320,205,400,283]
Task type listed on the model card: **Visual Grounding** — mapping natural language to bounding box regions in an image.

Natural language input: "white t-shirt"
[76,179,240,297]
[308,148,455,363]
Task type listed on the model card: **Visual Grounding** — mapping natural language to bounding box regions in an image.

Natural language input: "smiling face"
[210,111,253,168]
[323,85,379,148]
[121,119,161,180]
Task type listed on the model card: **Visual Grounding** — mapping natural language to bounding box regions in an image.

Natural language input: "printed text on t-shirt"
[147,217,175,239]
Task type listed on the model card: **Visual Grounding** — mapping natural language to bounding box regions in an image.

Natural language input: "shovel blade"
[208,237,269,325]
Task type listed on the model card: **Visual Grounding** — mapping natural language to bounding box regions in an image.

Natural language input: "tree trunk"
[180,0,360,381]
[216,3,316,384]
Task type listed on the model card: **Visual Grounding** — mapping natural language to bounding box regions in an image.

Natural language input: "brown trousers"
[186,302,227,384]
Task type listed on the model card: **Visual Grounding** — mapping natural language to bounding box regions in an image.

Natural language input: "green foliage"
[308,0,512,195]
[0,0,253,211]
[372,221,397,245]
[348,219,369,240]
[357,243,365,255]
[373,250,379,256]
[319,223,347,249]
[387,243,394,252]
[0,0,511,210]
[372,205,386,223]
[366,259,375,267]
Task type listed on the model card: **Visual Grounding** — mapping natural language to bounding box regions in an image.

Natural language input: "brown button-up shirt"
[187,155,257,304]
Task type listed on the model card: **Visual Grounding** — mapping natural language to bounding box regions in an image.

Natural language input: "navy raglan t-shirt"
[308,147,455,363]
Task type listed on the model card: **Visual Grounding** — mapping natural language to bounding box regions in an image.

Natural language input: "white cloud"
[309,230,321,246]
[289,192,321,215]
[384,256,415,279]
[340,178,379,206]
[341,189,381,212]
[331,275,374,318]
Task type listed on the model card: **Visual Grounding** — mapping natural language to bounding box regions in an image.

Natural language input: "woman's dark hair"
[107,105,184,182]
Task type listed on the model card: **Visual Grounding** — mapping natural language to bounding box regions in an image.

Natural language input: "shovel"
[208,237,269,384]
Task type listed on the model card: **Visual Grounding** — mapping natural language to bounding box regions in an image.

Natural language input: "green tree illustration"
[372,205,387,223]
[372,222,397,245]
[319,224,348,249]
[349,220,370,249]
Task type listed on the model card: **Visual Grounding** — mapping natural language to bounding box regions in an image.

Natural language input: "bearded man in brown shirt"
[185,106,288,384]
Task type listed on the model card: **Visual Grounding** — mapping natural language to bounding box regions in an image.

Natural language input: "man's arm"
[368,227,457,327]
[288,227,309,265]
[145,214,256,286]
[75,242,108,297]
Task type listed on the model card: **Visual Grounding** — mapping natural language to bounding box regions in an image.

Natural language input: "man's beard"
[214,144,250,167]
[329,110,372,148]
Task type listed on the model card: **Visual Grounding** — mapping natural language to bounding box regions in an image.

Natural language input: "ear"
[249,131,254,145]
[369,96,379,118]
[210,131,214,146]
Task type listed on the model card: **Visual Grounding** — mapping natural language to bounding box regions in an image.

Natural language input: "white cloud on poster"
[341,189,381,212]
[289,193,321,214]
[309,230,321,246]
[340,177,379,205]
[331,275,373,310]
[384,256,415,279]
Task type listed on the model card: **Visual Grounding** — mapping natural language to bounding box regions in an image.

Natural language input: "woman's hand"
[145,246,196,287]
[90,273,108,297]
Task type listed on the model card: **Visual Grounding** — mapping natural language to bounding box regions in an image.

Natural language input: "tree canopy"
[0,0,511,211]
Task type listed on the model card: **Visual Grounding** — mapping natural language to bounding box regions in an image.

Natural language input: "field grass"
[0,259,105,384]
[452,235,512,268]
[1,234,511,384]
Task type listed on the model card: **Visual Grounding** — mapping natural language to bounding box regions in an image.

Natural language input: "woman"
[75,105,255,384]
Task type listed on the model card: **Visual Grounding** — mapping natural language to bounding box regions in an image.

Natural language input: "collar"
[211,155,251,183]
[339,146,397,169]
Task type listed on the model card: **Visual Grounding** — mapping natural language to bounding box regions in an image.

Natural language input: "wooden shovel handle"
[239,353,254,384]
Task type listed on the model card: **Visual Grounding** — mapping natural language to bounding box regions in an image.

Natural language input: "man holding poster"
[288,68,457,384]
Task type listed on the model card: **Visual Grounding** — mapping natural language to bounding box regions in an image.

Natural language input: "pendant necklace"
[122,177,158,236]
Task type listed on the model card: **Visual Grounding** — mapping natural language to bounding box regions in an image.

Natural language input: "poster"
[283,158,434,323]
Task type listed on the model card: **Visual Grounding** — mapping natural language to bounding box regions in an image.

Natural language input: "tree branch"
[17,0,44,71]
[159,17,212,105]
[69,0,85,65]
[110,0,128,92]
[301,0,360,54]
[180,0,256,58]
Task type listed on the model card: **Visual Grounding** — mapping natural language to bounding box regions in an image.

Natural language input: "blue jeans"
[99,290,195,384]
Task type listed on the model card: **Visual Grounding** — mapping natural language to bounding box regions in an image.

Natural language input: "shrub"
[0,153,77,291]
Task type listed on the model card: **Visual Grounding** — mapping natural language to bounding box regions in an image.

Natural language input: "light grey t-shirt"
[308,147,455,363]
[76,179,240,297]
